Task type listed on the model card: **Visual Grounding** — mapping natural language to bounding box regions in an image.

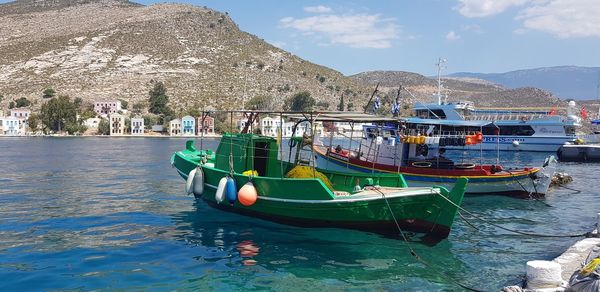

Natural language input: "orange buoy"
[465,135,473,145]
[238,182,258,206]
[419,135,426,144]
[476,132,483,143]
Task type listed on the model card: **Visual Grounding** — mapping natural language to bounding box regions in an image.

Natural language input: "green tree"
[73,97,83,109]
[132,102,145,114]
[214,111,238,134]
[43,88,56,99]
[316,101,330,110]
[148,82,168,113]
[97,119,110,135]
[143,115,157,130]
[28,113,39,132]
[8,101,15,109]
[119,99,129,110]
[186,108,201,117]
[245,95,274,111]
[286,91,315,112]
[337,95,344,111]
[347,102,354,111]
[15,97,31,108]
[124,117,131,134]
[40,95,78,133]
[65,123,87,135]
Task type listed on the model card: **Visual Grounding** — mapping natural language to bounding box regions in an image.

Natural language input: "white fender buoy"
[526,260,562,289]
[185,168,197,194]
[192,167,204,197]
[512,140,520,148]
[215,177,228,204]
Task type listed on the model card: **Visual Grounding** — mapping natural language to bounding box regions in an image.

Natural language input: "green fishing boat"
[171,133,468,240]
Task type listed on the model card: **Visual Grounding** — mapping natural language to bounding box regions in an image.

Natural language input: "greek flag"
[391,99,400,115]
[373,94,381,113]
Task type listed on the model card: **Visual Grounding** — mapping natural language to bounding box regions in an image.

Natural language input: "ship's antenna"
[435,58,447,105]
[596,72,600,118]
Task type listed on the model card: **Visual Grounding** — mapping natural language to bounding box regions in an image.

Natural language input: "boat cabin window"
[564,126,576,135]
[482,125,535,136]
[364,127,396,140]
[415,109,447,119]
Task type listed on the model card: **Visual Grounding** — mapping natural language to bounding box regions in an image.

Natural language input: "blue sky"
[5,0,600,76]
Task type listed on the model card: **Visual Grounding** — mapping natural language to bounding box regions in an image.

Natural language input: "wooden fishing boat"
[313,121,557,199]
[171,133,468,240]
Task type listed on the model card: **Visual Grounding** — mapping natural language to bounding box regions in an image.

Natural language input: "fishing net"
[286,165,334,190]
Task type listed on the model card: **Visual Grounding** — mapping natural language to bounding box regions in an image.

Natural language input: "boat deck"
[334,187,439,201]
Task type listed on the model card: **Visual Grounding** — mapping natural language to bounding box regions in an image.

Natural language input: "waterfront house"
[11,108,31,120]
[109,113,124,136]
[1,116,21,136]
[181,116,195,136]
[197,116,215,135]
[169,119,181,136]
[131,118,144,135]
[94,101,122,116]
[10,108,31,129]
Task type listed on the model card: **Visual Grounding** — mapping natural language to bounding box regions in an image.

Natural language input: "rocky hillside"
[0,0,369,113]
[350,71,563,108]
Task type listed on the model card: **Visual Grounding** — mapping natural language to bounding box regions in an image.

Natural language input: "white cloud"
[304,5,332,13]
[461,24,484,34]
[517,0,600,38]
[446,31,461,41]
[456,0,530,17]
[280,14,400,49]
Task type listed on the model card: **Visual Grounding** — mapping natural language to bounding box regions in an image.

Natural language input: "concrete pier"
[503,214,599,291]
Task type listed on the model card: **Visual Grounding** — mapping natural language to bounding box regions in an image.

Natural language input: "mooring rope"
[504,169,552,207]
[373,187,485,292]
[431,188,591,238]
[557,184,582,195]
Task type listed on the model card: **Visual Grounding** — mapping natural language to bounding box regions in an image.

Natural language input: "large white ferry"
[408,59,582,152]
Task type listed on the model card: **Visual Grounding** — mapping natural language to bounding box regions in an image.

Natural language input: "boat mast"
[435,58,447,105]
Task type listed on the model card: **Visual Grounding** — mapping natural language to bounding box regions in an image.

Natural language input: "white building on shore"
[84,118,101,129]
[259,116,323,138]
[109,113,124,136]
[169,119,181,136]
[94,101,122,116]
[131,118,144,135]
[1,116,22,136]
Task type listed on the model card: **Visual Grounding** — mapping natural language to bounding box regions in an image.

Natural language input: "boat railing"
[465,112,549,121]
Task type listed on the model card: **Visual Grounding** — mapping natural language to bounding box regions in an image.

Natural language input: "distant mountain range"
[447,66,600,100]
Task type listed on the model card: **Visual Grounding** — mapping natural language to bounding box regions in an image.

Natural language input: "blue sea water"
[0,137,599,291]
